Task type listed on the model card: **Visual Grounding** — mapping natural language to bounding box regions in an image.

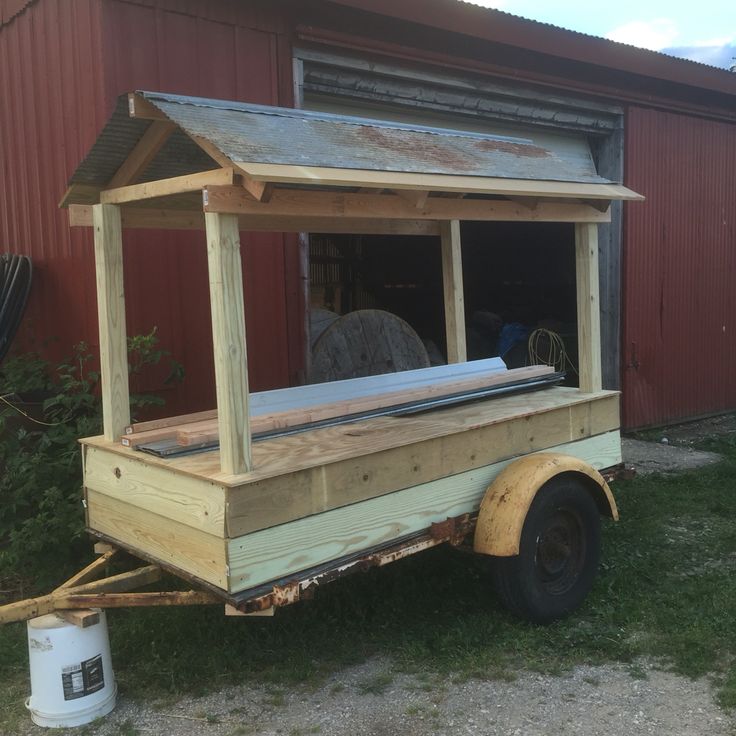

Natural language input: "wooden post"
[440,220,467,363]
[92,204,130,441]
[575,222,602,393]
[205,212,251,474]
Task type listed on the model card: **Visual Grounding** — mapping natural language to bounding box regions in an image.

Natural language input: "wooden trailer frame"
[1,92,642,623]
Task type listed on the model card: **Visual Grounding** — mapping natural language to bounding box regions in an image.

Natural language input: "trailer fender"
[473,453,618,557]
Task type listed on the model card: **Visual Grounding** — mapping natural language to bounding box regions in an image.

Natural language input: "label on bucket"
[61,654,105,701]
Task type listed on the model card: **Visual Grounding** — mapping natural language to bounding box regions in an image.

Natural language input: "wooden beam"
[395,188,429,209]
[59,610,101,628]
[70,204,204,229]
[55,549,117,590]
[440,220,467,363]
[69,204,441,235]
[582,199,612,213]
[235,162,645,201]
[101,168,234,205]
[108,121,176,188]
[190,133,235,169]
[241,175,270,202]
[205,213,251,475]
[203,186,611,224]
[126,409,219,434]
[93,542,115,554]
[0,565,162,624]
[157,365,554,448]
[93,204,130,441]
[238,215,438,235]
[507,196,539,210]
[56,591,219,608]
[575,222,602,393]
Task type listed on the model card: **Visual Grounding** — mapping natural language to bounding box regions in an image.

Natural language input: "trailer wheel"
[490,476,601,624]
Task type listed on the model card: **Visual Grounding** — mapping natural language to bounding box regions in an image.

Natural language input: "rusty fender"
[473,453,618,557]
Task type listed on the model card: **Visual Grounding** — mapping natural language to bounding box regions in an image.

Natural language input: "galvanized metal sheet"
[144,90,607,183]
[70,97,215,186]
[68,90,616,188]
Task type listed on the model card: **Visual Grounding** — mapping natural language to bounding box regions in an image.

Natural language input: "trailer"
[1,91,642,626]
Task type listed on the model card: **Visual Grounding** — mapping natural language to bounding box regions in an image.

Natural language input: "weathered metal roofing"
[329,0,736,99]
[69,90,633,193]
[69,96,216,187]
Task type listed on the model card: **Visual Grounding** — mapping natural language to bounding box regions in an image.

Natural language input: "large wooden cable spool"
[309,309,430,383]
[309,308,340,350]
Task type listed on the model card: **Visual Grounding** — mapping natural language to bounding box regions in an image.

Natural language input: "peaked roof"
[66,91,640,204]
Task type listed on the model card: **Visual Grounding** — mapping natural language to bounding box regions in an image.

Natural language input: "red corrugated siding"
[1,0,304,418]
[623,107,736,427]
[0,0,106,362]
[0,0,34,25]
[101,0,299,411]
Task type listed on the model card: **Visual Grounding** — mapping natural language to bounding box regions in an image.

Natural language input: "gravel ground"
[20,657,734,736]
[621,438,721,475]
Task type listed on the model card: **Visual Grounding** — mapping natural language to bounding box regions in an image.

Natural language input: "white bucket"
[26,610,117,728]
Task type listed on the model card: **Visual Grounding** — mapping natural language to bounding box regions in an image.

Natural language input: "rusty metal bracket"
[430,513,474,546]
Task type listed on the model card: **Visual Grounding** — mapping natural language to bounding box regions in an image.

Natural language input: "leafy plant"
[0,332,182,595]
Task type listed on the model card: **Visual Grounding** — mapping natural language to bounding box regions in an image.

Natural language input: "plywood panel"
[86,490,227,589]
[227,431,622,593]
[84,445,226,536]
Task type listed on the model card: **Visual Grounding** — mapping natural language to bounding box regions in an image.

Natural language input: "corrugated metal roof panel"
[69,90,629,190]
[144,90,607,182]
[70,96,216,186]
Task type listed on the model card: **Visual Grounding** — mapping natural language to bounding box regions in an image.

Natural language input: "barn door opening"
[307,222,579,382]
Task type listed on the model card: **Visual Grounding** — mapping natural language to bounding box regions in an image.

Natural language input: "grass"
[2,435,736,732]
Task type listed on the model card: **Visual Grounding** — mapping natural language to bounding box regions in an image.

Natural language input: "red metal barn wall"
[0,0,305,416]
[0,0,107,369]
[623,106,736,428]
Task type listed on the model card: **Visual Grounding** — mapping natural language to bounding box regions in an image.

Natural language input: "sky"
[465,0,736,68]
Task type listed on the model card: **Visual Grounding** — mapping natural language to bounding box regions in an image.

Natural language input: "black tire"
[490,475,601,624]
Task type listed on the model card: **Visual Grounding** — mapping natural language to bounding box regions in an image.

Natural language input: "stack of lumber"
[121,359,557,456]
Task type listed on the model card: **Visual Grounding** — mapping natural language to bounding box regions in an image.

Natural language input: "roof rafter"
[108,121,176,189]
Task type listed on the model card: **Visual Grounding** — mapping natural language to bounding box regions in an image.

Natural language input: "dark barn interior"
[309,221,578,378]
